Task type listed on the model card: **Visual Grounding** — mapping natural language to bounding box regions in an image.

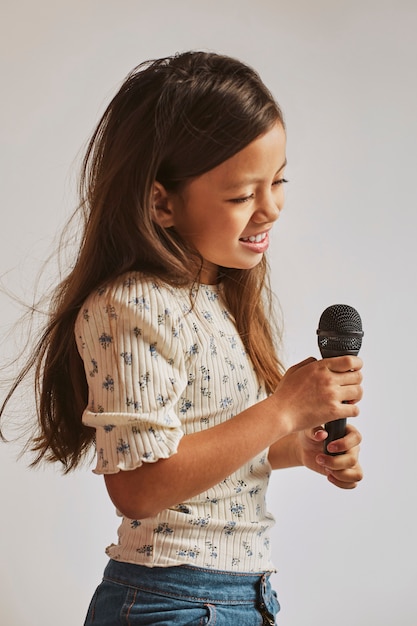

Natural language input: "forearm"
[105,393,290,519]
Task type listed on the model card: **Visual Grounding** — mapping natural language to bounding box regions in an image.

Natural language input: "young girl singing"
[1,51,363,625]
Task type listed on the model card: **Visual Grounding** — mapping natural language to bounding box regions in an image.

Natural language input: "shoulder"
[75,274,190,375]
[75,273,188,341]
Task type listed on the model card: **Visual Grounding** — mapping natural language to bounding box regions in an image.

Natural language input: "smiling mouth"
[239,232,268,243]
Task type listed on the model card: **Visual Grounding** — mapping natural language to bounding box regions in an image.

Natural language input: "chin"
[227,258,264,272]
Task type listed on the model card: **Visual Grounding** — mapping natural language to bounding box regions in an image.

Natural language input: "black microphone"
[317,304,364,455]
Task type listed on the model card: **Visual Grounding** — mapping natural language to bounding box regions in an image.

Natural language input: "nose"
[252,194,282,224]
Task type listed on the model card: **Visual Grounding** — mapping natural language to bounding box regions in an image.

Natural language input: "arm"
[105,356,363,517]
[105,392,290,519]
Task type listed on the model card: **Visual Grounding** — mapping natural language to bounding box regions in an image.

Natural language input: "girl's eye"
[229,179,288,203]
[272,178,289,187]
[229,193,255,204]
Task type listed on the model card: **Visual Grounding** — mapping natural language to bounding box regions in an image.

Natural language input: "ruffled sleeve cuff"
[83,408,184,474]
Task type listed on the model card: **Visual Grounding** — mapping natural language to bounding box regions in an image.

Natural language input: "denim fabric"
[84,559,280,625]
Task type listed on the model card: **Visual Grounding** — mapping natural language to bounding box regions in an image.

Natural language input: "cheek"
[275,187,286,208]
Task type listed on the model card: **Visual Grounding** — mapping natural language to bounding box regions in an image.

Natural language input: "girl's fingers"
[324,355,363,372]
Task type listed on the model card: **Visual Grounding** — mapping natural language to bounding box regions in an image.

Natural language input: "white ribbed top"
[75,273,276,572]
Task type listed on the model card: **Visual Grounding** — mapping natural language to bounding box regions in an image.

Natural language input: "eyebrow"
[223,158,287,191]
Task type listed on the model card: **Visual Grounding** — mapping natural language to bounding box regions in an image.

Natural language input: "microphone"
[317,304,364,455]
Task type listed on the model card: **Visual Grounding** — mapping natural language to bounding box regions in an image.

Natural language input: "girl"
[1,51,363,625]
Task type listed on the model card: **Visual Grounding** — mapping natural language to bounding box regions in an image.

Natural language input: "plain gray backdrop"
[1,1,416,624]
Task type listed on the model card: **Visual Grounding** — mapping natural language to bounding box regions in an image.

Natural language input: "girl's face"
[167,122,287,284]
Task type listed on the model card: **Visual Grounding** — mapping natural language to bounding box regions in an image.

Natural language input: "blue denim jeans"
[84,559,280,625]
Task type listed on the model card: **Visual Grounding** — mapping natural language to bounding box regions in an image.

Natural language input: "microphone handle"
[324,418,347,456]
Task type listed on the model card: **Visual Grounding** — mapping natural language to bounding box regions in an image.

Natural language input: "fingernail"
[316,455,325,465]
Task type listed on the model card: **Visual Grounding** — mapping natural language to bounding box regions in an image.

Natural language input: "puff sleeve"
[75,276,188,474]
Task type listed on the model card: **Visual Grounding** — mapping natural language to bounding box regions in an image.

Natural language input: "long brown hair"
[1,51,285,471]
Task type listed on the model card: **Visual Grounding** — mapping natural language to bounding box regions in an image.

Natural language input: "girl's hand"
[295,423,363,489]
[273,356,363,435]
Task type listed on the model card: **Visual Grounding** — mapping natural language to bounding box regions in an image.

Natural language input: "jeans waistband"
[103,559,273,604]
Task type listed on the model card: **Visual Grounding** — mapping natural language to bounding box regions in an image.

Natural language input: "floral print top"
[75,273,276,572]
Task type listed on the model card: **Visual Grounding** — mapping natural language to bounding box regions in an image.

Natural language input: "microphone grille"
[317,304,364,355]
[318,304,363,334]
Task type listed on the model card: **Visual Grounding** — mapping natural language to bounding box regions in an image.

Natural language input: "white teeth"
[241,233,267,243]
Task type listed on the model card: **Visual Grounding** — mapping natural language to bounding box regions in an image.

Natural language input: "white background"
[1,1,416,624]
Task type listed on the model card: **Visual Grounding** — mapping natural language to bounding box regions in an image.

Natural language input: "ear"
[151,181,176,228]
